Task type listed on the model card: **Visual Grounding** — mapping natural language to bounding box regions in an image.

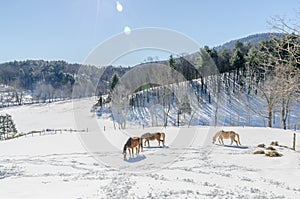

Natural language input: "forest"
[104,32,300,130]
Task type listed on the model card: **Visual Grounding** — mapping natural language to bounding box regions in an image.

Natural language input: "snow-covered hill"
[99,74,300,130]
[0,98,300,198]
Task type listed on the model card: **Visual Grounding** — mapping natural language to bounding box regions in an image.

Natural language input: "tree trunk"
[268,107,272,128]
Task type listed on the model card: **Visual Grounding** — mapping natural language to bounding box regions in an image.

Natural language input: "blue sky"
[0,0,299,66]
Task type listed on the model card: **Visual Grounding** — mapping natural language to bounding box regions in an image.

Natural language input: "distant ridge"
[215,32,286,51]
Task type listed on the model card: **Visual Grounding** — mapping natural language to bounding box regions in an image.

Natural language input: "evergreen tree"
[230,48,245,71]
[0,114,17,140]
[168,55,176,70]
[218,49,232,73]
[110,73,120,91]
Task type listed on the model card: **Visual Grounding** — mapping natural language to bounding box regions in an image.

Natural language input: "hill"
[215,32,285,51]
[0,60,129,106]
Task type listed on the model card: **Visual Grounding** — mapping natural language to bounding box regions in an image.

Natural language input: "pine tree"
[230,48,245,71]
[110,73,120,91]
[0,114,17,140]
[168,55,176,70]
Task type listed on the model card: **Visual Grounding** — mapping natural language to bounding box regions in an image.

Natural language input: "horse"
[123,137,142,159]
[141,132,165,148]
[212,130,242,146]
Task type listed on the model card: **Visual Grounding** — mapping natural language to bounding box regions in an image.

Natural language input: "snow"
[0,98,300,198]
[100,75,300,129]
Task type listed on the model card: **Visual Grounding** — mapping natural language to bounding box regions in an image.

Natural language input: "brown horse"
[123,137,142,159]
[213,130,242,146]
[141,132,165,148]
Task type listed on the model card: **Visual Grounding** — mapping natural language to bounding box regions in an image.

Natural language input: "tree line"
[102,31,300,129]
[0,60,129,105]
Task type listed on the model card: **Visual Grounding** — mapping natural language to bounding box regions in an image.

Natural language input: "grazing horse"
[123,137,142,159]
[213,130,242,146]
[141,132,165,148]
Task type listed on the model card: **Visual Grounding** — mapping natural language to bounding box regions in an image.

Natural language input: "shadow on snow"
[215,144,249,149]
[142,145,169,149]
[124,155,146,163]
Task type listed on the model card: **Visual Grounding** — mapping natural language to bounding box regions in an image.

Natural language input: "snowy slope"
[99,74,300,130]
[0,98,300,198]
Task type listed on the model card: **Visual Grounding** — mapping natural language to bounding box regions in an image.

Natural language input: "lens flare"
[123,26,131,35]
[116,1,123,12]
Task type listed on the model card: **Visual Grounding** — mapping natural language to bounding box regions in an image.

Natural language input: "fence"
[1,128,88,141]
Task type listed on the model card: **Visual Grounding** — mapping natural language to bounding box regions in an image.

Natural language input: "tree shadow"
[124,155,146,163]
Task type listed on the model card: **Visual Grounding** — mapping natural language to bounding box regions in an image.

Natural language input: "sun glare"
[123,26,131,35]
[116,1,123,12]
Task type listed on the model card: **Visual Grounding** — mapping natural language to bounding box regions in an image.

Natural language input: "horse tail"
[140,137,143,151]
[236,133,242,146]
[122,144,126,154]
[161,132,165,146]
[123,137,131,154]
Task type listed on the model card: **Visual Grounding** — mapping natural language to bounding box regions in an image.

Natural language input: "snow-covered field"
[0,98,300,198]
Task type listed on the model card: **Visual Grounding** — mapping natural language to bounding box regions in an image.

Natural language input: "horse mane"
[123,137,131,154]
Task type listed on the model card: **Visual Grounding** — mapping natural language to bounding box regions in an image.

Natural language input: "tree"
[230,45,246,87]
[245,39,281,127]
[0,114,17,140]
[218,49,231,73]
[270,35,300,129]
[110,73,120,91]
[230,48,245,71]
[245,34,300,128]
[168,55,176,70]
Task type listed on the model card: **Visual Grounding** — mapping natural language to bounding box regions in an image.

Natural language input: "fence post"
[293,133,296,151]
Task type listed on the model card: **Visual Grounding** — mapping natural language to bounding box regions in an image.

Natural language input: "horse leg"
[159,139,164,147]
[128,148,130,158]
[132,148,135,158]
[234,139,238,146]
[127,148,130,158]
[219,138,224,145]
[141,139,143,152]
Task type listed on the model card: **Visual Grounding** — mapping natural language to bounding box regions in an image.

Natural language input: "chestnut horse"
[123,137,142,159]
[141,132,165,148]
[213,130,242,146]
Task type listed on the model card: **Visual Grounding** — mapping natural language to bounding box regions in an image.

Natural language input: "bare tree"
[267,16,300,129]
[245,27,300,129]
